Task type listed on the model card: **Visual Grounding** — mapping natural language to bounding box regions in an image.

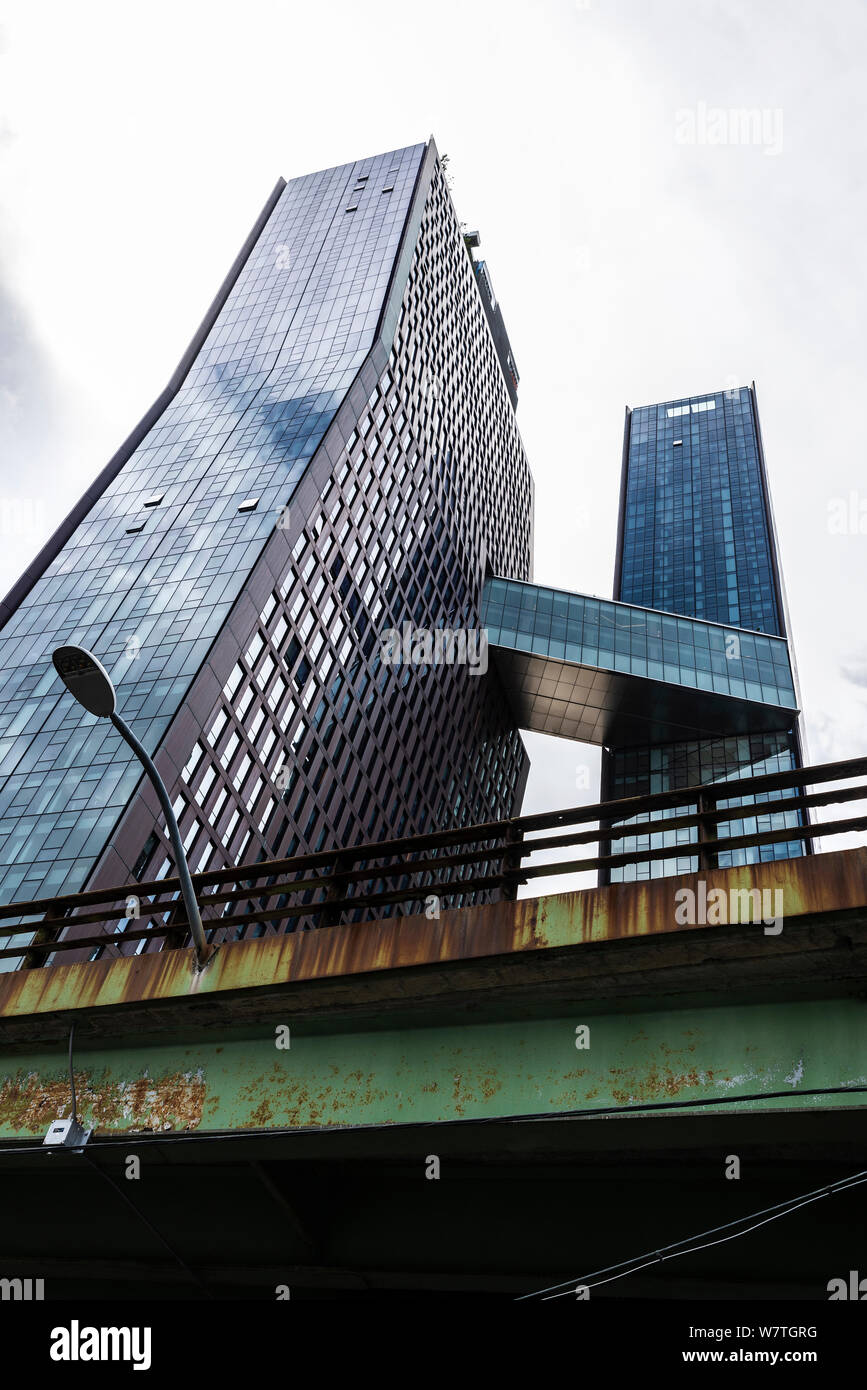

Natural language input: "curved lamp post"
[51,645,213,970]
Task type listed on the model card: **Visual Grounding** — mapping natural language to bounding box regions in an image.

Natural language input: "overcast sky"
[1,0,865,879]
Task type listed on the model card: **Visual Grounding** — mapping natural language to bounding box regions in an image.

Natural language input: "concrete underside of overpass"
[0,848,865,1298]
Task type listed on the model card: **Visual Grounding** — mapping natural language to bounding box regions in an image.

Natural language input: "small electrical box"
[43,1118,91,1150]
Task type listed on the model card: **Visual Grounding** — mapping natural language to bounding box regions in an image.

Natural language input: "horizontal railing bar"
[0,830,514,922]
[8,811,867,950]
[202,874,507,936]
[44,810,867,950]
[38,807,867,953]
[0,907,176,938]
[0,922,183,962]
[4,754,865,925]
[15,783,860,941]
[174,783,860,917]
[523,782,867,857]
[31,871,511,956]
[0,847,510,940]
[0,914,188,943]
[516,753,867,834]
[13,808,867,960]
[190,846,506,908]
[3,756,867,957]
[511,811,867,882]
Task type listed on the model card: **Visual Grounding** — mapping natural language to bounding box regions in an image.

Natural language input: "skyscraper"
[602,385,807,880]
[0,139,533,960]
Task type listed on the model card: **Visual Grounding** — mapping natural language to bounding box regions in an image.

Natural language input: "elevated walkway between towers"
[481,577,797,746]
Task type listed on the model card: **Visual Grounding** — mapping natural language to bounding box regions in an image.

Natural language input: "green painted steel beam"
[1,997,865,1140]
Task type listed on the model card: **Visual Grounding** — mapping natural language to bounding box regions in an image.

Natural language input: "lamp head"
[52,646,116,717]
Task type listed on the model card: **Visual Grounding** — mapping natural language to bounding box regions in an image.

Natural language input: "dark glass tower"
[0,139,533,961]
[603,385,806,881]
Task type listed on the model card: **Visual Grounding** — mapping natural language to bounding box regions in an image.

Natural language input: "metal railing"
[2,753,866,968]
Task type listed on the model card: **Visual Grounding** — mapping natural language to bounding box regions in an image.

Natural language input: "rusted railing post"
[697,792,717,873]
[21,901,63,971]
[500,825,526,901]
[319,852,354,928]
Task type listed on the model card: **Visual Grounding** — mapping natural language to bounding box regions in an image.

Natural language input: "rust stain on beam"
[0,1069,206,1133]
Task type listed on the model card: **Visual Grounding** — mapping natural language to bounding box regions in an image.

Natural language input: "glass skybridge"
[481,578,798,748]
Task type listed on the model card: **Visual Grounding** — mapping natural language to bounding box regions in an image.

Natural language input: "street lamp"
[51,645,214,970]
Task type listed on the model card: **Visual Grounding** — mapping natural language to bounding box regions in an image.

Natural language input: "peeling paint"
[785,1057,806,1087]
[0,1067,206,1134]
